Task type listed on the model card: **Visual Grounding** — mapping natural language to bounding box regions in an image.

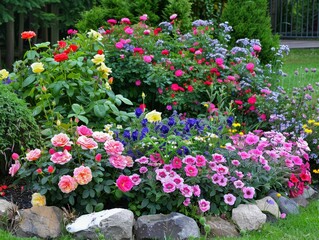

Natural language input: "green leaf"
[82,189,90,199]
[39,189,47,195]
[115,190,123,199]
[104,186,111,193]
[90,189,95,198]
[34,42,50,48]
[69,195,75,205]
[86,204,93,213]
[67,87,74,97]
[77,115,88,124]
[107,102,119,113]
[71,104,83,114]
[116,94,133,105]
[141,198,149,208]
[22,75,36,87]
[105,180,114,185]
[32,106,42,116]
[26,50,38,60]
[94,104,107,118]
[41,177,48,185]
[95,203,104,212]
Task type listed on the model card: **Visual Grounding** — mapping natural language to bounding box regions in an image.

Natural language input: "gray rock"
[135,212,200,240]
[206,216,240,237]
[66,208,134,240]
[0,199,18,216]
[231,204,267,231]
[302,186,317,199]
[255,196,281,218]
[292,195,309,207]
[15,206,63,239]
[268,191,299,215]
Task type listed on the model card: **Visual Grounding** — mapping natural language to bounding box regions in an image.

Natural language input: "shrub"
[12,109,311,217]
[0,83,41,176]
[221,0,280,63]
[9,30,133,130]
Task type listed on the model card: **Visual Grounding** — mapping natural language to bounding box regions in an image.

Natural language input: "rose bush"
[9,29,134,130]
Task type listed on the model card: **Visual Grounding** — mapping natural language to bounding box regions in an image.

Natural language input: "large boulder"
[15,206,63,239]
[135,212,200,240]
[255,196,281,218]
[232,204,267,231]
[302,186,317,199]
[206,216,240,238]
[66,208,134,240]
[0,199,18,216]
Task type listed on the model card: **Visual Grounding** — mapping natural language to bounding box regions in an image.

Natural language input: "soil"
[1,177,33,209]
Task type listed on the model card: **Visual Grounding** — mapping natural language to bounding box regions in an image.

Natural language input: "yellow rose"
[145,110,162,123]
[31,62,45,73]
[87,29,103,41]
[0,69,9,80]
[31,193,46,207]
[92,54,105,65]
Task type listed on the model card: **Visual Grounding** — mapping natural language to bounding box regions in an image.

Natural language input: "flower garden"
[1,12,319,238]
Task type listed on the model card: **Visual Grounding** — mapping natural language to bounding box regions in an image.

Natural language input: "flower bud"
[49,148,56,155]
[11,153,20,161]
[36,168,43,174]
[95,153,102,162]
[48,166,54,173]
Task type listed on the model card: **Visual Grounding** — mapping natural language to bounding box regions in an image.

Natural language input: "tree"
[221,0,279,63]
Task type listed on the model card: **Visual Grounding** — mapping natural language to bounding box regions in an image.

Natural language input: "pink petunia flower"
[193,185,201,197]
[180,184,193,197]
[242,186,255,199]
[198,199,210,212]
[184,165,198,177]
[224,193,236,205]
[195,155,207,167]
[162,180,176,193]
[139,166,148,174]
[129,174,141,186]
[234,180,244,189]
[182,155,196,165]
[212,153,226,163]
[183,198,191,206]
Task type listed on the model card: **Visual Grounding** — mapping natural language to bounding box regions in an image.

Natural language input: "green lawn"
[279,48,319,91]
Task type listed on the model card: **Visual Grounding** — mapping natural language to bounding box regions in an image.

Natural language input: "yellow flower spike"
[304,128,313,134]
[142,92,146,99]
[314,122,319,126]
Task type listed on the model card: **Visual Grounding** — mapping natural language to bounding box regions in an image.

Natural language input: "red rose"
[161,49,170,55]
[58,41,67,48]
[154,28,162,35]
[54,53,69,62]
[21,31,36,39]
[247,95,257,104]
[171,83,179,91]
[187,85,194,92]
[69,44,78,52]
[234,100,243,105]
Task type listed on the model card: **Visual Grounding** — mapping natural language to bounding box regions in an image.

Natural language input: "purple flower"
[224,193,236,206]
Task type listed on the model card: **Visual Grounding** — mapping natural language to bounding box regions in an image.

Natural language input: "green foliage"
[131,0,161,26]
[221,0,280,63]
[76,0,134,32]
[9,30,134,130]
[162,0,192,31]
[0,84,41,176]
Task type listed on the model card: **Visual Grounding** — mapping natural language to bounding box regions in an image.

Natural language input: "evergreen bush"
[221,0,280,63]
[0,84,41,176]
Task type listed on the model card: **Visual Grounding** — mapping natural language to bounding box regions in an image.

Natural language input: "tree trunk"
[5,20,15,70]
[50,3,60,44]
[18,13,25,58]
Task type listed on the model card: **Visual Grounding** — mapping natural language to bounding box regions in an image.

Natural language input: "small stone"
[302,186,317,199]
[268,190,299,215]
[292,195,309,207]
[206,216,240,237]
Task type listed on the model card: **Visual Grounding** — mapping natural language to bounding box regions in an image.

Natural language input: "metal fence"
[270,0,319,38]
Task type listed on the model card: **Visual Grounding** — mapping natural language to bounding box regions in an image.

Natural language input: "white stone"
[256,196,281,218]
[66,208,122,233]
[232,204,267,231]
[0,199,17,215]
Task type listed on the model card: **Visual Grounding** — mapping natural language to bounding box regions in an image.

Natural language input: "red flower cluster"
[0,185,8,196]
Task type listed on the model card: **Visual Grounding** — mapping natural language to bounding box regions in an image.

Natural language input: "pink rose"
[107,19,117,25]
[58,175,78,193]
[143,30,150,35]
[115,42,124,49]
[215,58,224,65]
[76,136,98,150]
[50,150,72,165]
[116,175,134,192]
[77,125,93,136]
[121,18,131,24]
[170,14,177,20]
[246,62,255,72]
[26,149,41,161]
[92,131,112,142]
[104,140,124,155]
[109,155,127,169]
[11,153,19,161]
[124,27,134,35]
[143,55,153,63]
[9,161,20,177]
[253,45,261,52]
[73,166,92,185]
[175,69,184,77]
[139,14,148,21]
[51,133,72,147]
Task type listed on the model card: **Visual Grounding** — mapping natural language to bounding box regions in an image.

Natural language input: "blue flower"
[132,130,139,141]
[141,119,148,127]
[168,117,175,126]
[123,130,131,139]
[135,108,143,118]
[227,116,234,127]
[160,125,170,134]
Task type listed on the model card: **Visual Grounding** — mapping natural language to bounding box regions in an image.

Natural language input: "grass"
[279,48,319,91]
[216,199,319,240]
